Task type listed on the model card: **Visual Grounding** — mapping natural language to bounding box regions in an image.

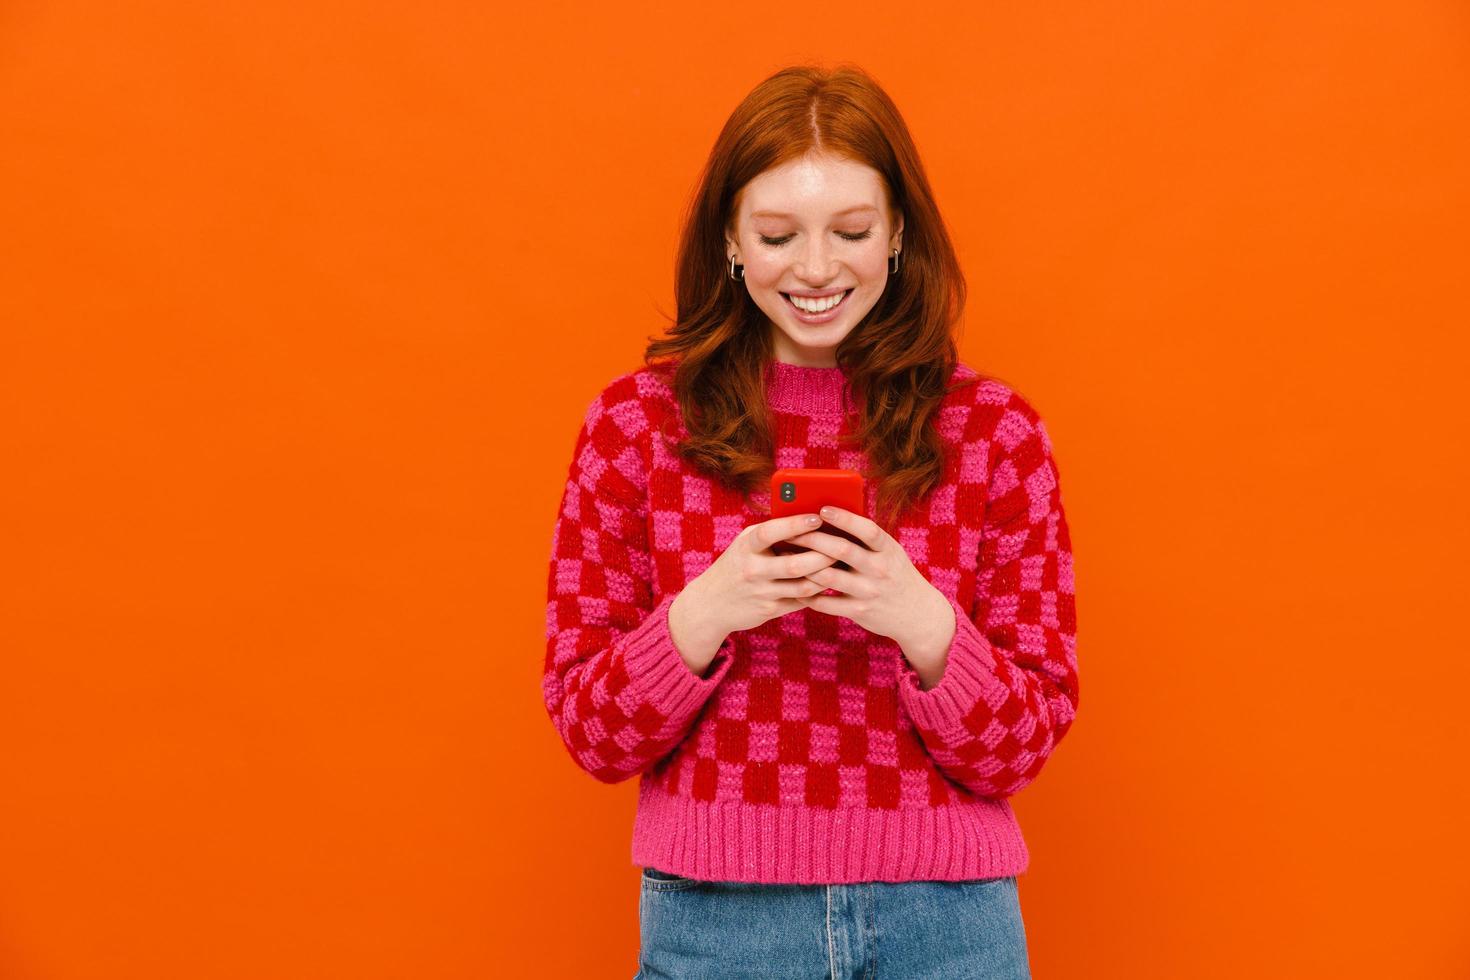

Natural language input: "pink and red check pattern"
[542,359,1079,884]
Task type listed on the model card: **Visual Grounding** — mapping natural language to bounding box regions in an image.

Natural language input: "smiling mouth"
[781,289,853,317]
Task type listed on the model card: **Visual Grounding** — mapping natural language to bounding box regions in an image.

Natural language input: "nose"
[795,236,838,284]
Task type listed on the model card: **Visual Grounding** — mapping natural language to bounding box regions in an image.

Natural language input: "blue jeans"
[634,868,1032,979]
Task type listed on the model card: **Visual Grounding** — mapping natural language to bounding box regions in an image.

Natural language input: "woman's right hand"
[690,513,839,636]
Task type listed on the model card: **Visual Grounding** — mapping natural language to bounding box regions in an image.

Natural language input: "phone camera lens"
[779,481,796,501]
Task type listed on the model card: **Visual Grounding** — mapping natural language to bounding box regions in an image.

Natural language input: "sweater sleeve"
[542,375,736,785]
[896,395,1080,800]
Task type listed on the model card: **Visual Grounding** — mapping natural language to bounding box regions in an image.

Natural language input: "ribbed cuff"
[896,593,1002,736]
[619,592,735,722]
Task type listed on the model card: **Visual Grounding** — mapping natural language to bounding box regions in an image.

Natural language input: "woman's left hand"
[789,505,954,655]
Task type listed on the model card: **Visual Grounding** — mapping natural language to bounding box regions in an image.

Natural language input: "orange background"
[3,2,1467,978]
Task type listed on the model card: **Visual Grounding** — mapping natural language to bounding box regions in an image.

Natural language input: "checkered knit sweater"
[543,358,1078,885]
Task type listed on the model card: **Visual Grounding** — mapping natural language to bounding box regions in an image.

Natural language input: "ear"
[891,211,904,248]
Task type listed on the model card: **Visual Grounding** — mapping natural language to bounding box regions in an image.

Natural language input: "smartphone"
[768,467,867,572]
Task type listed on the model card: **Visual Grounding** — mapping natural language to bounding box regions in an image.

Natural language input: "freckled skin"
[725,152,903,368]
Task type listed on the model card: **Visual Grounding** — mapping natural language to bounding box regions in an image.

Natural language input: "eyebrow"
[750,205,880,218]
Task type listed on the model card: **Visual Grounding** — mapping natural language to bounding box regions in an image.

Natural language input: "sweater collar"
[764,359,853,415]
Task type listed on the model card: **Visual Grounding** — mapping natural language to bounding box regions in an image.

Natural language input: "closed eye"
[760,230,874,247]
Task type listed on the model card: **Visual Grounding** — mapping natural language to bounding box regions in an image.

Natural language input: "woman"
[543,63,1078,979]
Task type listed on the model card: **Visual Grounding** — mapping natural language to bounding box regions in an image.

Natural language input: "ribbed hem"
[631,782,1029,884]
[765,359,855,415]
[619,593,736,722]
[896,594,1005,736]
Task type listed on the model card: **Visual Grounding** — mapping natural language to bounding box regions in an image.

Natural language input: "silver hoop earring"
[889,249,902,275]
[728,255,745,281]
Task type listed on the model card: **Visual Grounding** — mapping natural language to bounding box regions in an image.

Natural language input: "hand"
[788,506,954,655]
[686,512,841,637]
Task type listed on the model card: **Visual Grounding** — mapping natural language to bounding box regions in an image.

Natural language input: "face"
[725,153,903,368]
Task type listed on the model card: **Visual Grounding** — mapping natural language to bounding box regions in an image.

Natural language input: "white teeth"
[788,290,847,313]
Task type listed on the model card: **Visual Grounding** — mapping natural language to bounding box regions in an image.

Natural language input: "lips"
[781,289,853,321]
[783,289,850,299]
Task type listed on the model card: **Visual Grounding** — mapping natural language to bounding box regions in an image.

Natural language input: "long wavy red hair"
[643,63,996,531]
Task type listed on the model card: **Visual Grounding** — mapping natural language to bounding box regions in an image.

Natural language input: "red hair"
[644,63,995,531]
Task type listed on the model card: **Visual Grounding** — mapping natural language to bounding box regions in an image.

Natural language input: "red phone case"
[768,467,866,570]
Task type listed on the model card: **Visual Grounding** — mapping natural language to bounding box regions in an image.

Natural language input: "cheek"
[744,253,785,288]
[855,247,891,281]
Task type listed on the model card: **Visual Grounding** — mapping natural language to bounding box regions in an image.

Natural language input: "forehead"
[738,155,886,220]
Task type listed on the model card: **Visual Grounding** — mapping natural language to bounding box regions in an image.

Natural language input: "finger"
[804,562,861,595]
[755,546,833,583]
[816,506,886,552]
[786,529,871,572]
[753,513,824,551]
[777,575,829,598]
[797,590,849,613]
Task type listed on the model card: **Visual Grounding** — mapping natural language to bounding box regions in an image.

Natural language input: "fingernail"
[820,507,834,517]
[806,515,821,525]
